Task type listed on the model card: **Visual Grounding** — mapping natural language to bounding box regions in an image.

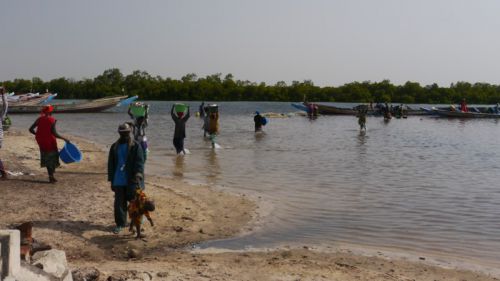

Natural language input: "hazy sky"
[2,0,500,86]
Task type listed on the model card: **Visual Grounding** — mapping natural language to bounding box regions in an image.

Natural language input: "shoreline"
[1,129,498,280]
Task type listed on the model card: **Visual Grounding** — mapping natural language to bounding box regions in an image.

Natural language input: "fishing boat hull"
[315,104,357,115]
[306,103,428,116]
[8,96,128,114]
[430,108,500,118]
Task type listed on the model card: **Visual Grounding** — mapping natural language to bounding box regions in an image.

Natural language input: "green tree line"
[3,68,500,104]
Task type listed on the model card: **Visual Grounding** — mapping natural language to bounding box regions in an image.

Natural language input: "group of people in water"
[355,102,410,131]
[109,101,265,234]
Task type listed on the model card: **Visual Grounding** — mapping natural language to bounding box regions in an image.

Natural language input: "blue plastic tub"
[59,142,82,164]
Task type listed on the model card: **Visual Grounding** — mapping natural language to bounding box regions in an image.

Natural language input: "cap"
[118,123,131,132]
[255,111,260,115]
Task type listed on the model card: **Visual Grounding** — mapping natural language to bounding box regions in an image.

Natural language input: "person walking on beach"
[0,86,8,179]
[171,104,190,155]
[127,103,149,160]
[108,123,145,234]
[29,105,70,183]
[254,111,266,132]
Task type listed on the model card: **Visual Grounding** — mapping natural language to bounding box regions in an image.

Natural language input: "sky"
[1,0,500,86]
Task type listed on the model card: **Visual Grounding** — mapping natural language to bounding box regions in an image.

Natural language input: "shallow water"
[10,101,500,264]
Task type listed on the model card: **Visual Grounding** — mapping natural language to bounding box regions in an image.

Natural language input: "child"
[128,187,155,239]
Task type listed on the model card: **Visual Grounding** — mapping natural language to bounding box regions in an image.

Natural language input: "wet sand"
[0,129,498,280]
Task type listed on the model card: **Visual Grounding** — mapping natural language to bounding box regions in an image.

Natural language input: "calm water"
[10,101,500,265]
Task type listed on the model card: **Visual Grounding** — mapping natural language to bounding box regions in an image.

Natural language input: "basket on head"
[130,103,147,117]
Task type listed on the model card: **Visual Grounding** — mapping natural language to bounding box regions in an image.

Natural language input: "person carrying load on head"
[29,105,71,183]
[0,86,8,179]
[128,102,149,161]
[206,105,219,148]
[171,104,190,155]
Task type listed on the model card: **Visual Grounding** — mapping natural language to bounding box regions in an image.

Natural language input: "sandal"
[112,226,123,234]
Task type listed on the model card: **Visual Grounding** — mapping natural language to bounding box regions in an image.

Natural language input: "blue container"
[60,142,82,164]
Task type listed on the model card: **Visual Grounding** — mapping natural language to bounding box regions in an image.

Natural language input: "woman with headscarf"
[29,105,70,183]
[0,86,8,179]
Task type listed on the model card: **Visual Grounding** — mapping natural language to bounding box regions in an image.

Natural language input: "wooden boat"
[304,102,428,116]
[8,95,128,114]
[313,103,357,115]
[8,93,53,106]
[426,107,500,118]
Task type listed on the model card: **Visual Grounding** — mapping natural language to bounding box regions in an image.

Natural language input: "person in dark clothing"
[108,123,145,234]
[0,86,8,179]
[199,102,205,118]
[357,106,367,131]
[254,111,266,132]
[171,105,190,154]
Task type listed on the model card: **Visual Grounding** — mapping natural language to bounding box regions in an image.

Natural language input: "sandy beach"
[1,129,498,281]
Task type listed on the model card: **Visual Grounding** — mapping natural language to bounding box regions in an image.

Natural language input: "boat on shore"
[8,93,54,106]
[8,95,129,114]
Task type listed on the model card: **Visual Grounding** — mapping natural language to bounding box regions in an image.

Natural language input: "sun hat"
[118,123,131,132]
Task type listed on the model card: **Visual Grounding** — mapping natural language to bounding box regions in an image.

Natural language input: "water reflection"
[206,150,221,185]
[173,155,185,178]
[254,131,266,142]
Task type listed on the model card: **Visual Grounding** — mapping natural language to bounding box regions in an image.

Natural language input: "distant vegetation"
[3,68,500,104]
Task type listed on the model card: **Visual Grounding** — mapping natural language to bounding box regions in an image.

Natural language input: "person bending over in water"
[171,105,190,154]
[29,105,71,183]
[254,111,266,132]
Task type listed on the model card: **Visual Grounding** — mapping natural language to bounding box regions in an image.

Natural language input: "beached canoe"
[8,95,128,114]
[7,93,53,106]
